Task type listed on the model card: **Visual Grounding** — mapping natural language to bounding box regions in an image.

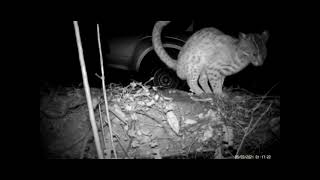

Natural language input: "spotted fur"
[152,21,269,96]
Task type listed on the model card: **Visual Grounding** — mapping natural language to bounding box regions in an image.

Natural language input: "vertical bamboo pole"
[73,21,103,159]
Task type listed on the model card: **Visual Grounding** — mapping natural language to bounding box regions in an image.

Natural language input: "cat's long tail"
[152,21,177,70]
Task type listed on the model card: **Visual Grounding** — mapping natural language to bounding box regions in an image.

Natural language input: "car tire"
[152,67,180,89]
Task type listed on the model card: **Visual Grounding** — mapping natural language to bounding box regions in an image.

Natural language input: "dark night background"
[40,19,279,96]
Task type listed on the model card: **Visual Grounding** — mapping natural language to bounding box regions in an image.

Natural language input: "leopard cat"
[152,21,269,97]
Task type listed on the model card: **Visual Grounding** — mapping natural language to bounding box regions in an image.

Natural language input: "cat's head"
[238,31,269,66]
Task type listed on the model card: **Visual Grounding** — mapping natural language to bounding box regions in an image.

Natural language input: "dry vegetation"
[40,81,280,159]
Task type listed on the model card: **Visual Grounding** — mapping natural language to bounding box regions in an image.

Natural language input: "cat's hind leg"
[199,70,213,94]
[187,68,204,95]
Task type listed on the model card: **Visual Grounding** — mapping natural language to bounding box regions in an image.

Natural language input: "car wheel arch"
[132,37,185,72]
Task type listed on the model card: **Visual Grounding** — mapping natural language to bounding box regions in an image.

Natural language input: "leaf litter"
[40,81,280,159]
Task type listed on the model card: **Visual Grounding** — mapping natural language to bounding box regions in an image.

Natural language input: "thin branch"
[97,24,117,159]
[236,103,272,156]
[73,21,103,159]
[113,133,130,158]
[109,107,128,125]
[247,103,272,136]
[143,77,154,86]
[98,104,108,158]
[252,81,279,112]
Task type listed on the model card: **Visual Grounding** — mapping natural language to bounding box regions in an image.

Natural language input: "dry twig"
[97,24,117,159]
[98,104,108,158]
[236,103,272,156]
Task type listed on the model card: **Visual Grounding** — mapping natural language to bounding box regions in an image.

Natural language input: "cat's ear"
[261,30,269,42]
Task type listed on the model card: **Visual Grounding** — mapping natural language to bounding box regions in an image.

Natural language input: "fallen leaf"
[113,104,128,122]
[184,118,197,125]
[154,94,159,101]
[140,136,151,144]
[166,111,180,134]
[141,128,151,135]
[137,130,142,136]
[201,126,213,141]
[131,140,140,148]
[130,82,137,88]
[128,129,136,137]
[165,103,175,111]
[124,104,133,111]
[198,113,204,119]
[131,113,137,120]
[146,100,155,106]
[162,96,173,101]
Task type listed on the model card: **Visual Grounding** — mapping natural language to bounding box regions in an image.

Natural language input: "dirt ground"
[40,83,280,159]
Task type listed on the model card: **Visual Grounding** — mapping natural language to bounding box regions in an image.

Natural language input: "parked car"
[101,21,195,89]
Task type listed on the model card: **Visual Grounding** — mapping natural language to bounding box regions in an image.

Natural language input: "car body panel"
[104,32,192,72]
[105,36,141,70]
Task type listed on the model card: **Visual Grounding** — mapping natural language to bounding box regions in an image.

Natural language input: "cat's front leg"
[199,70,212,94]
[207,70,226,97]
